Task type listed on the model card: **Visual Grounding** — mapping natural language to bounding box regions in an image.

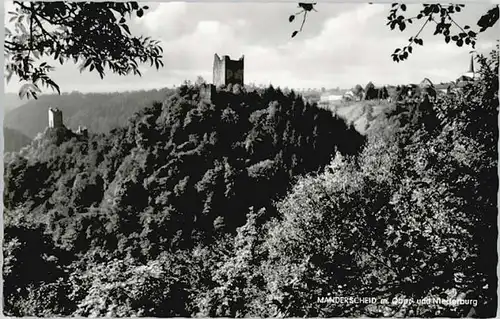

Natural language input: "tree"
[195,76,207,86]
[378,86,389,100]
[265,52,498,316]
[194,208,268,317]
[353,84,364,99]
[5,1,164,99]
[364,81,377,100]
[288,3,499,62]
[69,254,191,317]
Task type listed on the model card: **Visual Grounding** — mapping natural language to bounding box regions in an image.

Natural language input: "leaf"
[408,46,413,53]
[136,9,144,18]
[6,70,14,83]
[18,22,27,35]
[289,15,295,23]
[19,83,35,99]
[401,4,406,11]
[445,36,450,43]
[399,22,406,31]
[45,78,61,94]
[298,3,316,12]
[477,6,499,32]
[291,31,298,38]
[122,24,131,35]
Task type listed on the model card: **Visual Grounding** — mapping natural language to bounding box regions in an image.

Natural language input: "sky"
[3,1,499,93]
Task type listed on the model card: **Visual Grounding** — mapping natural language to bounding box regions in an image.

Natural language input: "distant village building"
[464,54,476,79]
[454,55,478,88]
[319,94,343,103]
[419,77,436,100]
[304,95,321,105]
[48,107,63,128]
[420,78,433,88]
[213,53,244,87]
[343,90,355,101]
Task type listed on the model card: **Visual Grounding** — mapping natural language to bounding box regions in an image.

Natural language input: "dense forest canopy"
[3,48,498,316]
[4,83,365,316]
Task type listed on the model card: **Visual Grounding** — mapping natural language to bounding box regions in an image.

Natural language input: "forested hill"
[3,127,32,153]
[3,93,25,114]
[4,84,364,288]
[4,88,176,139]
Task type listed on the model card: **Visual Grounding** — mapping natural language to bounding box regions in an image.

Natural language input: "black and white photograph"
[2,0,499,317]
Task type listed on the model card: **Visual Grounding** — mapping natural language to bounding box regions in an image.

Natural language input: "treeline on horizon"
[4,88,177,140]
[2,83,347,153]
[3,50,498,317]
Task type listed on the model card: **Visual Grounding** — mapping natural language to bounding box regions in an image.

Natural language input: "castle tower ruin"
[213,53,244,87]
[48,107,63,128]
[76,125,89,137]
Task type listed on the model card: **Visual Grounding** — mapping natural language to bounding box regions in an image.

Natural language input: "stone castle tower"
[48,107,63,128]
[213,53,244,87]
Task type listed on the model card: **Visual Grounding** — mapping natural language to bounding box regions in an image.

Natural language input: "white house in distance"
[342,90,355,101]
[319,93,343,103]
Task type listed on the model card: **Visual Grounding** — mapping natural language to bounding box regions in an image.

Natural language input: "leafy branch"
[288,3,499,62]
[289,2,317,38]
[5,1,164,99]
[388,3,498,62]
